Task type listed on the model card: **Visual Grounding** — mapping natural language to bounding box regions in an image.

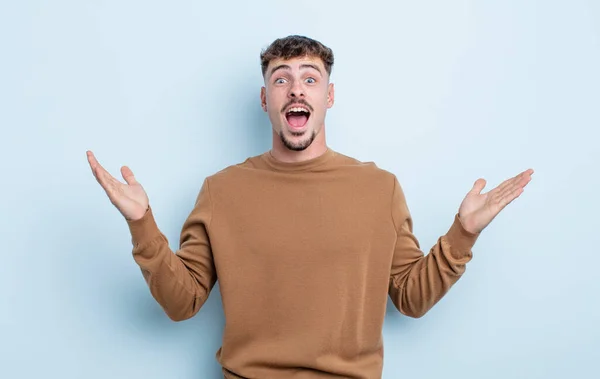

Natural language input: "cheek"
[313,87,329,104]
[311,93,329,113]
[266,97,283,120]
[266,90,285,107]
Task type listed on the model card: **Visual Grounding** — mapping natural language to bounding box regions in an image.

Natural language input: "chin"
[280,128,316,151]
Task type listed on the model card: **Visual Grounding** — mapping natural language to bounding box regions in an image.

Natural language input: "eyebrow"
[269,63,322,78]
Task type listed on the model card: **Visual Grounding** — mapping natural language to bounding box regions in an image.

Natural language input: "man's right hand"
[87,150,149,221]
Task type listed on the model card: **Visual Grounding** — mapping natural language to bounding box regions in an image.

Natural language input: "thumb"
[121,166,137,185]
[470,178,486,194]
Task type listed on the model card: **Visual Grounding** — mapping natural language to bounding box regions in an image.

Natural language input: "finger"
[87,152,107,184]
[470,178,487,194]
[498,185,525,209]
[86,150,100,177]
[121,166,137,185]
[87,151,109,180]
[86,151,122,190]
[497,170,532,207]
[492,168,533,197]
[493,175,519,195]
[498,170,533,199]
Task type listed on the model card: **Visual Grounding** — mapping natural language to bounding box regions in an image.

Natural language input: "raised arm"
[388,169,533,317]
[87,151,217,321]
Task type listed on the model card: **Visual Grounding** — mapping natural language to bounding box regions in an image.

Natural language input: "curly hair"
[260,35,334,77]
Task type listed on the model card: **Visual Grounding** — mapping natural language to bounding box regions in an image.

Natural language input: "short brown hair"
[260,35,334,78]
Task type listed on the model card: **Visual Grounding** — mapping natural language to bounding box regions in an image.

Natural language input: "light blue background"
[1,1,598,378]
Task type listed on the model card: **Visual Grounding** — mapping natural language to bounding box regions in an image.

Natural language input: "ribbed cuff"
[126,206,162,246]
[444,213,480,260]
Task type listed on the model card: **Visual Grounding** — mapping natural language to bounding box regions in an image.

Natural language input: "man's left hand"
[458,168,534,234]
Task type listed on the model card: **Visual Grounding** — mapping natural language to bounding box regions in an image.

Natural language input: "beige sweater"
[126,148,479,379]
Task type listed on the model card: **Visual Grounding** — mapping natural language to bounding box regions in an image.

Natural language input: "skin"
[86,54,534,233]
[458,169,533,234]
[260,56,334,163]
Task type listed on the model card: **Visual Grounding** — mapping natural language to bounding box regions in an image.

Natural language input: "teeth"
[287,107,309,113]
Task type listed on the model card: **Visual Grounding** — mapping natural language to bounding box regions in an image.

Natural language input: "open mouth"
[285,106,311,129]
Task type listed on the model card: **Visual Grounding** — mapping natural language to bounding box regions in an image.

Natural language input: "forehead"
[267,56,326,75]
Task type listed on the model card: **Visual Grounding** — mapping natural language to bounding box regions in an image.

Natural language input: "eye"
[275,78,287,84]
[305,77,316,84]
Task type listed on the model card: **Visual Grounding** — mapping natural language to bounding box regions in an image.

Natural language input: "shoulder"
[332,150,399,186]
[200,153,264,189]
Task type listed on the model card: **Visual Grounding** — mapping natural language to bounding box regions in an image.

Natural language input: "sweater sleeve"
[125,178,217,321]
[388,175,479,318]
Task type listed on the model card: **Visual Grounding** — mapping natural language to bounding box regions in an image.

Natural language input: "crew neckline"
[260,148,336,172]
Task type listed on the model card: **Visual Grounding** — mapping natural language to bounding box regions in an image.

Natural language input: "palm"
[458,169,534,234]
[87,150,149,221]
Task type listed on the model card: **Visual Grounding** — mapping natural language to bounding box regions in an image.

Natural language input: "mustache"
[281,99,313,113]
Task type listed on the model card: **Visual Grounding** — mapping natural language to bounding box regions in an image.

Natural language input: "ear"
[260,86,267,112]
[327,83,335,108]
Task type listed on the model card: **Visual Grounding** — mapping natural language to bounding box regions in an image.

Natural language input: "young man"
[87,35,533,379]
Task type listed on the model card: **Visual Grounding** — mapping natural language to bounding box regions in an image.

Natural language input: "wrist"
[458,214,480,234]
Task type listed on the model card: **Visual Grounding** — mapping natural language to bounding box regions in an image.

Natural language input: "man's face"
[261,56,334,151]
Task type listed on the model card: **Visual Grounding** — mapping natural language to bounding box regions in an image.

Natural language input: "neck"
[269,128,328,163]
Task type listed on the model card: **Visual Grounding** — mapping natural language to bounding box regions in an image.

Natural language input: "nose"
[288,80,305,98]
